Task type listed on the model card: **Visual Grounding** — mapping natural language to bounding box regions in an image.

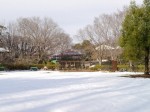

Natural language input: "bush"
[101,65,112,71]
[90,65,111,71]
[3,64,30,70]
[117,65,129,72]
[90,65,101,71]
[137,65,144,72]
[0,66,5,71]
[117,64,145,72]
[90,64,145,72]
[91,64,129,71]
[46,62,58,70]
[3,64,44,70]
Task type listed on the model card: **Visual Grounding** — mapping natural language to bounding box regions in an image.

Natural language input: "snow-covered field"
[0,71,149,112]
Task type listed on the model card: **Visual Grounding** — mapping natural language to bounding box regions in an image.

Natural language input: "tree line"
[0,17,72,64]
[1,0,150,74]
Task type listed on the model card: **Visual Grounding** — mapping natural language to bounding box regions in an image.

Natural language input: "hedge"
[3,64,44,70]
[46,62,59,70]
[90,64,145,72]
[90,65,111,71]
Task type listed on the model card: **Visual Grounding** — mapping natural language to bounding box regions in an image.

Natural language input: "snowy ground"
[0,71,150,112]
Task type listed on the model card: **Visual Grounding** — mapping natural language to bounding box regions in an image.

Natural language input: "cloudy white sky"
[0,0,143,38]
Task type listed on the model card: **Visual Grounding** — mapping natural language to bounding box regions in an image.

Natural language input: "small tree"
[120,0,150,75]
[73,40,94,61]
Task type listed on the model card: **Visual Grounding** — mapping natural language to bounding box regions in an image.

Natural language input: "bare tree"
[56,33,72,53]
[0,17,72,64]
[76,15,112,64]
[107,10,125,60]
[75,10,125,64]
[15,17,71,63]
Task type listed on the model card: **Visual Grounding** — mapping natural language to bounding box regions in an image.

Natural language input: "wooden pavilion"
[51,50,85,70]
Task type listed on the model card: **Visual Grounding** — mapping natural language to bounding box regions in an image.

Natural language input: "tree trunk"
[98,57,102,65]
[144,47,149,75]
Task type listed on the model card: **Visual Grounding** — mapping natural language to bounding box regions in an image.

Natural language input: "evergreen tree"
[120,0,150,75]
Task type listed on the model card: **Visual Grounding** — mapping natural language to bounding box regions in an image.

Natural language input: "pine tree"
[120,0,150,75]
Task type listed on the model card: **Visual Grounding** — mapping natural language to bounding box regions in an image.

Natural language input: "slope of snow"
[0,71,149,112]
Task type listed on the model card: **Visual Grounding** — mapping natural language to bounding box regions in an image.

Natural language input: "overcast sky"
[0,0,143,38]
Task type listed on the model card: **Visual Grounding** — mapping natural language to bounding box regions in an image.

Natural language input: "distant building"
[50,50,85,70]
[95,44,122,61]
